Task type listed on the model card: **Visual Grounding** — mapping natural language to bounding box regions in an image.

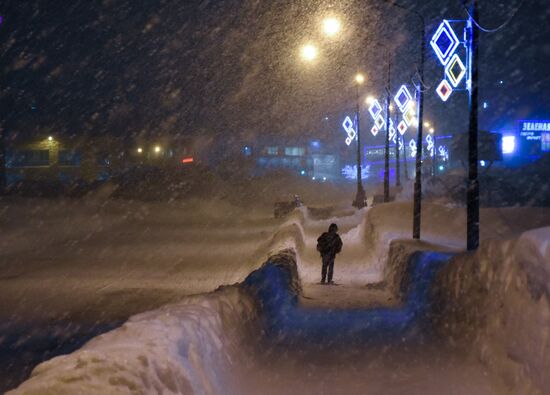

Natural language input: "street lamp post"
[0,130,5,193]
[402,134,409,180]
[353,74,367,209]
[430,127,436,177]
[467,0,480,250]
[383,62,392,202]
[382,0,426,239]
[395,114,401,187]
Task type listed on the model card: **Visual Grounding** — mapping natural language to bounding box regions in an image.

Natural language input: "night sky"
[1,0,548,148]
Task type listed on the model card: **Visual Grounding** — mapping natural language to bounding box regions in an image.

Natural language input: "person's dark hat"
[328,223,338,232]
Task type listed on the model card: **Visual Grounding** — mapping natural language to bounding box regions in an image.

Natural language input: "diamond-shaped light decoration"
[430,20,460,66]
[403,105,415,126]
[342,116,356,146]
[343,116,354,132]
[436,79,453,102]
[398,120,408,135]
[445,53,467,88]
[389,121,397,141]
[375,115,385,130]
[409,139,417,158]
[368,99,383,121]
[394,85,412,113]
[371,125,379,137]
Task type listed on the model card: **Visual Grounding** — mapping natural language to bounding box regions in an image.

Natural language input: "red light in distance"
[181,157,194,164]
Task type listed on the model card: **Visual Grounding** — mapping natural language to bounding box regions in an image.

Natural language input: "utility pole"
[382,0,426,238]
[353,80,367,209]
[395,114,401,187]
[403,135,409,180]
[467,0,480,250]
[412,16,426,240]
[383,61,392,202]
[0,129,5,193]
[432,129,437,177]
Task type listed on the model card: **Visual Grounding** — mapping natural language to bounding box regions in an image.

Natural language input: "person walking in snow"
[316,223,343,285]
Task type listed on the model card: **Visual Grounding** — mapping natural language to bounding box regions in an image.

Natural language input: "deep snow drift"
[5,198,550,394]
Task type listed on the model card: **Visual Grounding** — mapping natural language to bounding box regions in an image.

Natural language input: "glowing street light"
[424,122,430,128]
[48,136,53,141]
[322,17,341,37]
[429,128,435,133]
[137,147,143,154]
[154,145,161,153]
[355,73,365,85]
[365,96,375,105]
[300,44,318,62]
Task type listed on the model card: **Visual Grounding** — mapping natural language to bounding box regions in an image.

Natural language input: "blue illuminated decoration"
[371,125,379,137]
[542,132,550,152]
[430,20,460,66]
[426,134,434,156]
[342,116,356,146]
[369,100,383,121]
[342,164,370,180]
[397,120,408,135]
[403,106,415,126]
[445,53,467,88]
[438,145,449,160]
[375,115,386,130]
[409,139,417,158]
[394,85,412,113]
[502,135,516,154]
[398,137,404,151]
[389,120,397,143]
[436,79,453,102]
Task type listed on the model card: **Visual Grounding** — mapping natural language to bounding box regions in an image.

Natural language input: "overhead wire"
[461,0,525,33]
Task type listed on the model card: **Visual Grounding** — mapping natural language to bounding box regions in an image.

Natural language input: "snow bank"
[432,226,550,395]
[7,287,257,395]
[362,202,466,274]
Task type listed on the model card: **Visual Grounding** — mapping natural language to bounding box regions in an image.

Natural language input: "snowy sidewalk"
[300,283,397,309]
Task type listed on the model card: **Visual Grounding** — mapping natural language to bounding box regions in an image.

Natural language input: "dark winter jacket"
[316,231,343,257]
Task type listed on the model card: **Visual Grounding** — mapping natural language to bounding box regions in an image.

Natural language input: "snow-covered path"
[242,213,512,395]
[236,248,512,395]
[241,341,511,395]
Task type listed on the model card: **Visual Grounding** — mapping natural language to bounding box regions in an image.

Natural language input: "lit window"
[266,146,278,155]
[502,136,515,154]
[541,132,550,152]
[284,147,305,156]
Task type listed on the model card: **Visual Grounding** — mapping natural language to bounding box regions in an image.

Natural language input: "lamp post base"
[352,187,367,209]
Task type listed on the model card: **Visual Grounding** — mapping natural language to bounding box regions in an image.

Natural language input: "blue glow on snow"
[243,251,455,344]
